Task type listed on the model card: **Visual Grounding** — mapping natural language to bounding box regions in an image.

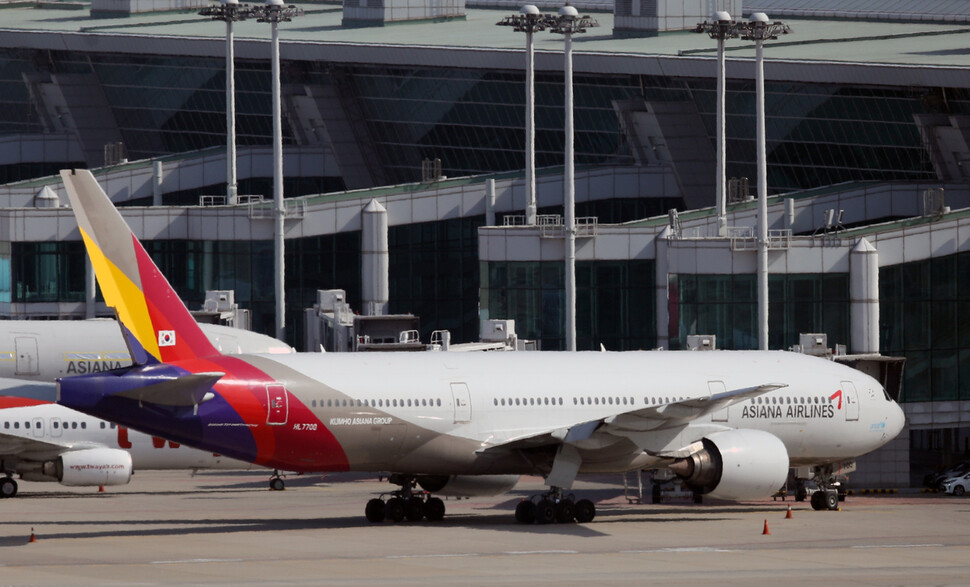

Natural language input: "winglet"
[60,169,220,364]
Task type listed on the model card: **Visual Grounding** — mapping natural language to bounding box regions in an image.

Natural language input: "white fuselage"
[1,402,251,471]
[238,349,904,474]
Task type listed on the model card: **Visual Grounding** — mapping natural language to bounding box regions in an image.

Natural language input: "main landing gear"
[365,474,445,523]
[514,487,596,525]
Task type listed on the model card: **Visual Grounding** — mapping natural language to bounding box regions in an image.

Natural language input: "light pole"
[695,11,741,237]
[256,0,303,342]
[550,4,597,352]
[741,13,790,351]
[199,0,254,206]
[496,4,549,226]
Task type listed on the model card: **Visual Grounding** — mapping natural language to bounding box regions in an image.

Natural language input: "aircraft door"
[15,336,38,376]
[266,384,288,425]
[51,418,62,438]
[841,381,859,421]
[709,380,728,422]
[31,417,44,438]
[451,383,472,423]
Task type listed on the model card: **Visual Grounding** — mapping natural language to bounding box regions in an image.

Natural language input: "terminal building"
[0,0,968,488]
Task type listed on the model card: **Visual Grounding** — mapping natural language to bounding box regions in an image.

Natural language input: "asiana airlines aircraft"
[55,169,905,524]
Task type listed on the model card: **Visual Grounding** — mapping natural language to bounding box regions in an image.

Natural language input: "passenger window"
[81,422,86,429]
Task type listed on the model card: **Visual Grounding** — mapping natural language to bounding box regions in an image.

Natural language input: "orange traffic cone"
[785,506,793,519]
[28,528,36,543]
[99,485,105,493]
[762,519,770,535]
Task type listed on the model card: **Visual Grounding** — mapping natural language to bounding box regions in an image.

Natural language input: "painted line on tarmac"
[851,544,943,549]
[151,558,244,565]
[385,553,480,559]
[504,550,578,555]
[621,547,736,554]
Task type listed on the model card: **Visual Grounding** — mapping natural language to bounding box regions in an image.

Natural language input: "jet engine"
[669,429,788,501]
[416,474,520,497]
[19,448,133,487]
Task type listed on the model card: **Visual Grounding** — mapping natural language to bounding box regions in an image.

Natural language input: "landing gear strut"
[514,487,596,524]
[364,474,445,523]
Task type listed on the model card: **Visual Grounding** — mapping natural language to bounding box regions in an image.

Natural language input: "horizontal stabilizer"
[113,372,224,407]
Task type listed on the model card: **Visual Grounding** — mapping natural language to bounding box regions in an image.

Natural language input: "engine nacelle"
[669,429,788,501]
[57,448,133,487]
[416,474,519,497]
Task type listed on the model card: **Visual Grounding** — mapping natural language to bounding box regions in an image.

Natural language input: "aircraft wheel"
[269,477,285,491]
[534,499,556,524]
[425,497,445,522]
[555,499,575,523]
[574,499,595,523]
[365,498,386,523]
[405,497,425,522]
[385,497,406,523]
[514,500,535,524]
[0,477,17,498]
[810,491,824,511]
[825,490,839,511]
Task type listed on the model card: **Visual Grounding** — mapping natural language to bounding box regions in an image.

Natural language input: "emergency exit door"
[266,384,288,425]
[15,336,38,376]
[451,383,472,423]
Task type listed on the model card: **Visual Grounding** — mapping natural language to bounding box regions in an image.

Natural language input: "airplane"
[0,395,257,498]
[0,320,293,497]
[55,168,905,524]
[0,319,293,391]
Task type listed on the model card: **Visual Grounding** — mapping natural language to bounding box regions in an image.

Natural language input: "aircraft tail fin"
[60,169,221,364]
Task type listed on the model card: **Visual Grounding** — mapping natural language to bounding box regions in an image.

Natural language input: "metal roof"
[0,3,968,85]
[746,0,970,23]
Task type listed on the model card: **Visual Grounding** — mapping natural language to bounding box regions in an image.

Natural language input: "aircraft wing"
[0,429,78,461]
[480,383,787,455]
[601,383,787,432]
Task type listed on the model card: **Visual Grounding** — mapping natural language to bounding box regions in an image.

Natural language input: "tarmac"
[2,470,968,586]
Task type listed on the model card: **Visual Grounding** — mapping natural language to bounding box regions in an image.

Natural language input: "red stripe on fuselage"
[174,355,350,472]
[0,397,50,409]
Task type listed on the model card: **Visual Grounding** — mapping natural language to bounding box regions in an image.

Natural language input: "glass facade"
[0,49,952,193]
[389,216,483,343]
[91,54,279,160]
[12,242,87,303]
[287,232,363,347]
[482,260,655,351]
[880,251,970,404]
[669,273,850,351]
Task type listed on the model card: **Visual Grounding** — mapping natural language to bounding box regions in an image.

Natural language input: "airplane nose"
[888,400,906,439]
